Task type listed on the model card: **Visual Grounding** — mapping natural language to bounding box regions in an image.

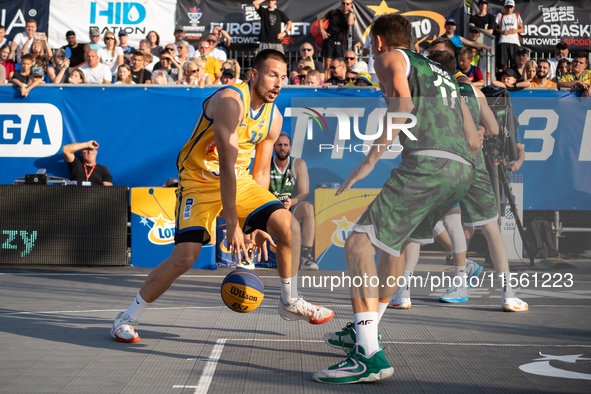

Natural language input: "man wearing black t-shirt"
[63,31,89,69]
[253,0,292,53]
[130,52,152,84]
[469,0,496,35]
[318,0,355,81]
[62,140,113,186]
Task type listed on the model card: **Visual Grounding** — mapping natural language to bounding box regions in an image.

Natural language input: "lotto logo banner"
[48,0,176,48]
[314,188,379,270]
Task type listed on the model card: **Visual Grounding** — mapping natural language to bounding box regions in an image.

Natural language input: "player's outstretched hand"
[227,221,247,263]
[250,229,277,262]
[335,160,375,196]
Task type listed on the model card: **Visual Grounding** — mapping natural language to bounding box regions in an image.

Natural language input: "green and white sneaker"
[313,344,394,384]
[324,322,381,351]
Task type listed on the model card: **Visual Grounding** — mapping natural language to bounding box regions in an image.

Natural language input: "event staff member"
[318,0,355,81]
[253,0,292,53]
[62,140,113,186]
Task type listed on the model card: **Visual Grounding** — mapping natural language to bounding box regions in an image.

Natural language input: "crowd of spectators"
[1,0,589,96]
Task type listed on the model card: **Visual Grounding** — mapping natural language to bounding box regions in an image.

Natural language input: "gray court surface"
[1,253,591,394]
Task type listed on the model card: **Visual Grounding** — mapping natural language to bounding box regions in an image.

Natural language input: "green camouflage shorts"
[460,152,499,226]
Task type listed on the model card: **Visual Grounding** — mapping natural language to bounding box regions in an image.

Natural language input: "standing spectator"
[130,52,151,84]
[88,27,103,51]
[211,26,231,55]
[290,42,324,74]
[0,44,15,81]
[325,57,346,85]
[68,69,85,84]
[175,40,190,65]
[343,50,357,71]
[469,0,496,35]
[80,50,111,84]
[530,59,557,89]
[115,64,134,84]
[63,31,89,69]
[253,0,292,53]
[146,31,163,57]
[97,32,124,77]
[457,47,484,87]
[552,58,570,83]
[118,30,135,65]
[467,27,483,66]
[221,68,236,85]
[508,47,530,82]
[62,140,113,186]
[524,60,537,81]
[199,40,221,84]
[495,0,524,71]
[558,52,591,98]
[304,69,321,85]
[548,41,571,80]
[11,19,37,63]
[47,49,70,83]
[152,49,179,82]
[204,34,227,62]
[318,0,354,81]
[440,18,490,53]
[222,59,242,83]
[171,26,196,58]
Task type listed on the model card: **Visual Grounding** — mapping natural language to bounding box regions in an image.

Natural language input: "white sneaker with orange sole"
[111,312,140,343]
[278,294,334,324]
[502,298,528,312]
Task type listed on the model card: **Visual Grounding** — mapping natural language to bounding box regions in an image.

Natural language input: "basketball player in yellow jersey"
[111,49,334,343]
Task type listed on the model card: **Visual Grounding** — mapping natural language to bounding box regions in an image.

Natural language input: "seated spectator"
[0,24,11,54]
[440,18,490,53]
[344,70,357,84]
[68,69,85,84]
[26,36,52,71]
[344,50,357,71]
[152,49,179,83]
[114,64,134,84]
[62,140,113,186]
[153,74,168,84]
[144,52,158,72]
[175,40,190,65]
[11,19,36,63]
[97,32,124,77]
[304,70,321,85]
[0,44,15,81]
[80,50,111,84]
[558,52,591,98]
[204,33,227,62]
[299,66,313,84]
[138,39,150,55]
[146,31,163,57]
[47,49,70,83]
[325,57,346,85]
[177,60,201,85]
[508,47,530,82]
[11,54,34,95]
[222,59,242,83]
[350,60,368,75]
[352,71,379,88]
[130,51,151,84]
[523,60,537,81]
[530,59,557,89]
[492,68,530,90]
[198,40,221,84]
[552,58,570,83]
[63,30,89,69]
[243,68,252,82]
[221,68,236,85]
[192,57,212,87]
[298,56,315,73]
[457,47,484,87]
[88,27,103,51]
[290,43,324,74]
[118,30,134,65]
[171,26,196,58]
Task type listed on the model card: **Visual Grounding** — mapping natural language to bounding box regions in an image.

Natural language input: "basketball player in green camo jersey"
[314,13,481,384]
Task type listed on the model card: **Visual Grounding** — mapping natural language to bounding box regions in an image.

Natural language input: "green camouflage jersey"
[269,156,296,203]
[458,83,486,172]
[396,49,474,164]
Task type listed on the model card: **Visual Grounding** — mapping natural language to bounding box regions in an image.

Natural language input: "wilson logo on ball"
[221,271,264,313]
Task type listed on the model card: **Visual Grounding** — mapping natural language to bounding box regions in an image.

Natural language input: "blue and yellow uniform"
[175,81,282,243]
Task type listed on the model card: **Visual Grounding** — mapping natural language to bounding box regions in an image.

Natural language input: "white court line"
[192,338,226,394]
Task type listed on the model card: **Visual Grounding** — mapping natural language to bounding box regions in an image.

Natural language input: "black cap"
[500,69,517,78]
[516,47,530,55]
[556,40,568,49]
[118,30,128,36]
[479,0,489,4]
[222,69,235,78]
[469,26,480,33]
[66,30,76,37]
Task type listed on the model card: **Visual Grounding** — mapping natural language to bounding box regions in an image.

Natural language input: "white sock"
[377,302,389,323]
[280,276,297,305]
[125,292,148,321]
[290,275,298,302]
[455,265,467,287]
[354,312,379,355]
[401,270,413,290]
[498,272,515,298]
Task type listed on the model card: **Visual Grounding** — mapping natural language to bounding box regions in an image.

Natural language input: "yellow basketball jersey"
[177,81,275,185]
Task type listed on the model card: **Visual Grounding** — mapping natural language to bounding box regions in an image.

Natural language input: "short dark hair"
[537,59,551,68]
[557,58,570,67]
[572,51,588,63]
[133,51,145,60]
[277,132,291,145]
[429,37,456,54]
[252,49,288,71]
[371,13,411,49]
[21,54,34,63]
[428,51,457,76]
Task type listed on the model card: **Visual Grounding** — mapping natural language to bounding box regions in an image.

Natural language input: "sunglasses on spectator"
[302,48,313,52]
[342,1,352,5]
[346,77,356,82]
[187,69,198,74]
[105,37,115,40]
[200,46,209,49]
[207,39,216,43]
[345,57,356,60]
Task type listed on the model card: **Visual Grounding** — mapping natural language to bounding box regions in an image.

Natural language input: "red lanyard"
[84,164,97,181]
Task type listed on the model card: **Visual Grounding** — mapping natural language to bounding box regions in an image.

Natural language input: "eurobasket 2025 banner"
[175,0,463,51]
[487,0,591,52]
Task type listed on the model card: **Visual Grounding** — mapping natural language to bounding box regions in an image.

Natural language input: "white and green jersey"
[269,156,297,203]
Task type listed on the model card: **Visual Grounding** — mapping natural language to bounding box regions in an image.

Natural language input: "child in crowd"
[457,47,484,87]
[492,68,530,90]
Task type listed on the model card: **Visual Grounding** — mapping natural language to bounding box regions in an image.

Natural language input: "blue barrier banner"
[0,86,589,211]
